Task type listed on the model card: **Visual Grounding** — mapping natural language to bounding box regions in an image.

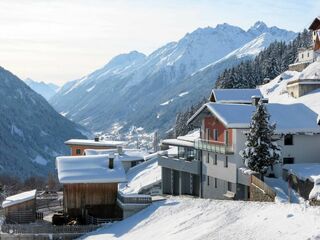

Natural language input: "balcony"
[158,155,200,175]
[194,139,234,154]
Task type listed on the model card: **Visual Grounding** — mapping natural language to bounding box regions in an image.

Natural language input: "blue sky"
[0,0,319,85]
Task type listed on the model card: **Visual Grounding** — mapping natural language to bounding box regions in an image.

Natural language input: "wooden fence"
[251,175,276,200]
[86,214,121,225]
[1,224,100,234]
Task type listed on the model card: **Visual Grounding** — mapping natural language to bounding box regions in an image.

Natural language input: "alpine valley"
[50,21,296,135]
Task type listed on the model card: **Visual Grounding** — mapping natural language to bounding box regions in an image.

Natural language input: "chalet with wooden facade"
[2,190,37,224]
[65,138,126,156]
[187,93,320,200]
[56,154,126,223]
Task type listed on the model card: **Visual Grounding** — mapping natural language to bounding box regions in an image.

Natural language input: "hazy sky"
[0,0,319,85]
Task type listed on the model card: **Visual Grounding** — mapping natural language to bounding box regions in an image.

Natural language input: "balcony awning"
[161,139,194,148]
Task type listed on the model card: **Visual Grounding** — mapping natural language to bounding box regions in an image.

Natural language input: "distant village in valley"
[2,6,320,240]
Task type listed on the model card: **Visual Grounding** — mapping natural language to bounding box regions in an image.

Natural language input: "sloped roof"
[188,102,320,134]
[309,17,320,30]
[209,89,262,103]
[56,154,126,184]
[2,189,36,208]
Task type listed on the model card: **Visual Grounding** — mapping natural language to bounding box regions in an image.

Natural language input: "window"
[227,182,232,191]
[225,130,229,145]
[214,178,217,188]
[283,157,294,164]
[213,129,218,141]
[207,153,210,163]
[214,154,217,165]
[206,128,210,141]
[224,156,228,168]
[284,134,293,145]
[76,149,81,155]
[207,176,210,186]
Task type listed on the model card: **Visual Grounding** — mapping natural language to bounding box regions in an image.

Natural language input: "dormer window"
[284,134,293,145]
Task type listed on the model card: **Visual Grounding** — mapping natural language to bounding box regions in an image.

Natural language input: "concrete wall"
[287,81,320,98]
[202,176,236,199]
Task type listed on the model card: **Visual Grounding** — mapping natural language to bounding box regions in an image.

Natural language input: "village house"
[287,17,320,97]
[187,96,320,200]
[56,154,126,224]
[65,137,126,156]
[2,189,37,224]
[84,148,148,172]
[159,131,201,197]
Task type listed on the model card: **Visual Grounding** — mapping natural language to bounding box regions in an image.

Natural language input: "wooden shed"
[56,154,127,223]
[2,189,37,224]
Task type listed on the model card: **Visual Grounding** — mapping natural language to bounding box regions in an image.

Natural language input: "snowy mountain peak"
[24,78,59,100]
[105,50,146,69]
[250,21,268,31]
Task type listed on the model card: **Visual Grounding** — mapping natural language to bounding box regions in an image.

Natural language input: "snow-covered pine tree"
[240,100,281,175]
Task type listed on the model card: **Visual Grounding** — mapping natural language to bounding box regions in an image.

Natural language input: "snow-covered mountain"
[260,61,320,115]
[50,21,296,134]
[0,67,86,178]
[25,78,59,100]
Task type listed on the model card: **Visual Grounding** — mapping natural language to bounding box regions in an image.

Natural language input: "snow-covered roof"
[283,164,320,182]
[209,89,262,103]
[188,102,320,134]
[84,149,147,162]
[162,130,199,148]
[56,155,126,184]
[65,139,126,147]
[2,189,36,208]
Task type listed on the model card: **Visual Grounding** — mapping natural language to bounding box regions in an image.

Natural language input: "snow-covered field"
[82,197,320,240]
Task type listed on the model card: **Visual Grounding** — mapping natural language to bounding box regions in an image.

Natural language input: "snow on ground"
[264,177,303,204]
[82,197,320,240]
[260,61,320,115]
[119,157,161,194]
[32,155,48,165]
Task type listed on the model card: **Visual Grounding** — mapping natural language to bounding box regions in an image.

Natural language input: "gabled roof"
[309,17,320,30]
[56,155,126,184]
[64,139,126,147]
[188,102,320,134]
[161,130,200,148]
[209,89,262,103]
[2,189,36,208]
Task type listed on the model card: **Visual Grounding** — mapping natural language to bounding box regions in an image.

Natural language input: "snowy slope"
[260,61,320,115]
[25,78,59,100]
[82,197,320,240]
[119,157,161,194]
[51,21,296,133]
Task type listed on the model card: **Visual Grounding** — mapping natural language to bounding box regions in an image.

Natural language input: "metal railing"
[86,214,121,225]
[117,192,152,205]
[194,139,234,154]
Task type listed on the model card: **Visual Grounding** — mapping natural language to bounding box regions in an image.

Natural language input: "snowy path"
[81,197,320,240]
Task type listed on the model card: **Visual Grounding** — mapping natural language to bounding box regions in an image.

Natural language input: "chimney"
[108,153,114,169]
[117,146,123,155]
[251,96,261,106]
[94,136,99,142]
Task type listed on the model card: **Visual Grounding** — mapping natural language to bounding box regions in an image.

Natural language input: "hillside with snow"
[260,61,320,115]
[25,78,59,101]
[50,21,296,134]
[82,197,320,240]
[0,67,86,178]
